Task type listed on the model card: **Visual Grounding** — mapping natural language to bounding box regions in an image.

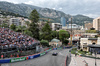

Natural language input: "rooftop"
[51,38,60,42]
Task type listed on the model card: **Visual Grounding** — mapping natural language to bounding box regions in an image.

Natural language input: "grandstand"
[0,28,40,58]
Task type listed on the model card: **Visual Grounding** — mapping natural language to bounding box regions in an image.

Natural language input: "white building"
[93,17,100,31]
[10,17,31,27]
[67,24,81,30]
[52,23,62,31]
[10,18,21,26]
[49,38,62,47]
[80,37,100,51]
[23,18,31,27]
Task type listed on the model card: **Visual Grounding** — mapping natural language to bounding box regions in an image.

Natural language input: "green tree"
[10,24,16,31]
[29,9,39,40]
[21,26,26,34]
[40,40,49,47]
[16,26,26,33]
[25,21,30,27]
[29,9,39,22]
[24,29,33,37]
[2,23,9,28]
[40,22,52,41]
[0,25,2,27]
[95,35,98,38]
[86,30,97,33]
[59,30,70,42]
[63,40,69,45]
[16,25,22,32]
[51,31,59,39]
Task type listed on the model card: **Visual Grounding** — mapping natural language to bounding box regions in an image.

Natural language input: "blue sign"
[0,59,11,64]
[28,55,34,59]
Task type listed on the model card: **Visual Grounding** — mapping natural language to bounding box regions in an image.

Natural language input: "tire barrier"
[0,46,72,64]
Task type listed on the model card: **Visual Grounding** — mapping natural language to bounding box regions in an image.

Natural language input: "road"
[1,49,71,66]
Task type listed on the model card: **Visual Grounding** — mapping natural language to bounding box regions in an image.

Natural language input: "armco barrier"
[0,59,11,64]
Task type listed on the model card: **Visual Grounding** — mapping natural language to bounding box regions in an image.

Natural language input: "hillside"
[0,1,93,25]
[0,9,27,18]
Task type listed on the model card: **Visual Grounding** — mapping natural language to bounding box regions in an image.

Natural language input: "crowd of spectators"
[0,27,39,55]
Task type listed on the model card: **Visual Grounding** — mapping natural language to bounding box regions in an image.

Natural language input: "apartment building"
[85,23,93,30]
[38,21,52,30]
[9,18,21,26]
[9,17,31,27]
[0,18,9,25]
[93,17,100,31]
[52,23,62,31]
[67,24,81,30]
[38,21,62,31]
[80,38,100,51]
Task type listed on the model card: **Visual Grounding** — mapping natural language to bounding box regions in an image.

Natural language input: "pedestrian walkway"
[69,54,100,66]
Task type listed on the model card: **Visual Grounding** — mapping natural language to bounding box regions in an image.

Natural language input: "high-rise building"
[93,17,100,31]
[61,17,66,27]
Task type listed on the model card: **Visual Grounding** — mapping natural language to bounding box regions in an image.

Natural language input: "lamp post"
[88,45,99,66]
[78,37,80,49]
[94,50,97,66]
[70,17,72,46]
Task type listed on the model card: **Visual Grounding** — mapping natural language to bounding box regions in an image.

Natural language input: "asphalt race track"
[1,49,71,66]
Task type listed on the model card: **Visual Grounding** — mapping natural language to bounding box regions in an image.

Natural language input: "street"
[1,49,71,66]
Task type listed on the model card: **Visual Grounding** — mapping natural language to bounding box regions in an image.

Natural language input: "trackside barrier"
[10,57,27,63]
[40,52,46,56]
[0,59,11,64]
[64,46,72,49]
[53,48,57,50]
[57,47,62,50]
[46,48,52,52]
[0,46,72,64]
[44,48,49,51]
[33,54,40,58]
[28,54,40,59]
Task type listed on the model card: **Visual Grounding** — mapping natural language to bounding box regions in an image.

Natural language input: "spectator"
[0,27,39,57]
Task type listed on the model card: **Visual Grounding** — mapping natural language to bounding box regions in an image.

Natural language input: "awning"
[88,44,100,48]
[83,42,87,44]
[88,38,97,40]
